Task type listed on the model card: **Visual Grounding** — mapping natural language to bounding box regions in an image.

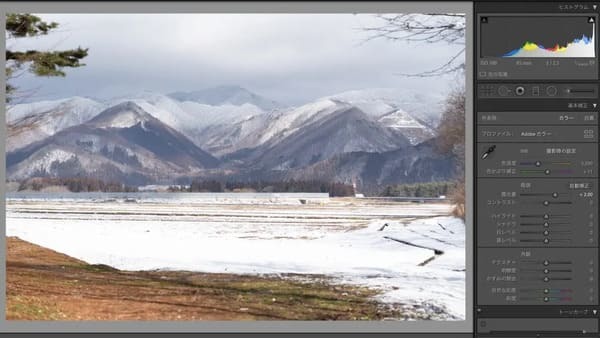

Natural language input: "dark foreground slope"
[7,237,413,321]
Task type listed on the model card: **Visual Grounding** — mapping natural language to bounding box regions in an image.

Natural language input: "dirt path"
[6,237,404,321]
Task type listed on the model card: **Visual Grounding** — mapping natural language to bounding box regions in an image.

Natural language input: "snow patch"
[257,99,342,145]
[326,87,444,124]
[26,149,76,176]
[6,198,465,319]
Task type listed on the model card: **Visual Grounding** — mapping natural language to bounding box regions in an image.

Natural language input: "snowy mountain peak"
[379,109,427,129]
[6,85,456,186]
[87,101,152,129]
[61,96,99,106]
[168,85,281,111]
[112,90,173,106]
[325,87,444,126]
[7,96,106,153]
[378,109,436,145]
[7,96,103,124]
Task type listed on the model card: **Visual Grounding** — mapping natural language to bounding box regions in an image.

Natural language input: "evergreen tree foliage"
[5,14,88,102]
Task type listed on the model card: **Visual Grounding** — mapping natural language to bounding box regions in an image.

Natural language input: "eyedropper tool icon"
[481,145,496,160]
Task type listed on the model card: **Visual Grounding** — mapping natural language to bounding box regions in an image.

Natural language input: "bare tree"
[361,13,467,217]
[361,13,465,77]
[437,85,465,163]
[436,85,466,218]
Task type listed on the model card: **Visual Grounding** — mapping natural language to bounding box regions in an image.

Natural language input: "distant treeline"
[17,177,139,192]
[169,179,356,197]
[380,181,457,198]
[14,176,457,198]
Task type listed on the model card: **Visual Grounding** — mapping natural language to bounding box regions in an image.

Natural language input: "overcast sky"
[7,13,465,105]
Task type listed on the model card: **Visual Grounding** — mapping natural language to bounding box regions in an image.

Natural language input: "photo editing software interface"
[0,1,599,338]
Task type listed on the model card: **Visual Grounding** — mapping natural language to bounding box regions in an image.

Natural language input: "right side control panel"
[475,2,600,337]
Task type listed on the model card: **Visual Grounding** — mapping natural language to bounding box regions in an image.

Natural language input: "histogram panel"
[480,16,596,58]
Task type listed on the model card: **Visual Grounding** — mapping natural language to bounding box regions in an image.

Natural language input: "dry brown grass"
[6,236,407,321]
[450,178,465,219]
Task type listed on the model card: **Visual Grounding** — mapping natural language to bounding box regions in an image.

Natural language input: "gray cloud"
[8,13,465,105]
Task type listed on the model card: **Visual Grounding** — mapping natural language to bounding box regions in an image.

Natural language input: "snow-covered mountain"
[378,109,435,145]
[228,105,412,171]
[7,97,105,152]
[7,102,219,184]
[109,91,193,129]
[326,87,444,126]
[108,91,267,153]
[6,87,455,187]
[203,88,442,154]
[286,138,456,189]
[207,98,346,156]
[110,90,264,129]
[169,85,281,111]
[8,97,86,123]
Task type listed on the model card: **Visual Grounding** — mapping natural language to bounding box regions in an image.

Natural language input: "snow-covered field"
[6,195,465,320]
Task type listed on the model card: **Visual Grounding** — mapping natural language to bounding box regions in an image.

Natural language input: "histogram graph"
[480,16,596,58]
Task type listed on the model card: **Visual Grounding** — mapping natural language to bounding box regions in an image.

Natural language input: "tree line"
[380,181,457,198]
[17,177,138,192]
[14,176,462,198]
[169,179,356,197]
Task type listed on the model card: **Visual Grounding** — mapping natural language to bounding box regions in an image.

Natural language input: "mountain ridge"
[7,101,219,184]
[168,85,281,111]
[7,87,454,188]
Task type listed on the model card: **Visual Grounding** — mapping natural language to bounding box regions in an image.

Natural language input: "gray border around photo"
[0,1,473,333]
